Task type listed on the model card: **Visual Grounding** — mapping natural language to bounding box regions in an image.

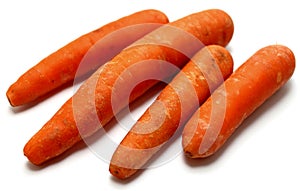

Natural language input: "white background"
[1,0,299,190]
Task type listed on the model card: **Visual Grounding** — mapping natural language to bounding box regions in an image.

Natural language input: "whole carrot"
[182,45,295,158]
[109,45,234,179]
[23,9,234,165]
[6,9,169,106]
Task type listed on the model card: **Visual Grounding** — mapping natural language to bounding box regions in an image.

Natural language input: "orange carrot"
[6,9,169,106]
[182,45,295,158]
[109,45,234,179]
[23,9,234,165]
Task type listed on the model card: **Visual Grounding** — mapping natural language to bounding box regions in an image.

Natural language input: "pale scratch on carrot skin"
[277,72,282,84]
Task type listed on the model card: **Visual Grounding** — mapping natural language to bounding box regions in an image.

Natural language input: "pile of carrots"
[7,9,295,180]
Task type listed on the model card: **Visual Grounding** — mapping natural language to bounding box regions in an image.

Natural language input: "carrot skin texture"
[109,45,234,179]
[6,9,169,106]
[23,9,234,165]
[182,45,296,158]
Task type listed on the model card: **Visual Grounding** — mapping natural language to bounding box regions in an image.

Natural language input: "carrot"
[109,45,234,179]
[182,45,295,158]
[23,9,234,165]
[6,9,169,107]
